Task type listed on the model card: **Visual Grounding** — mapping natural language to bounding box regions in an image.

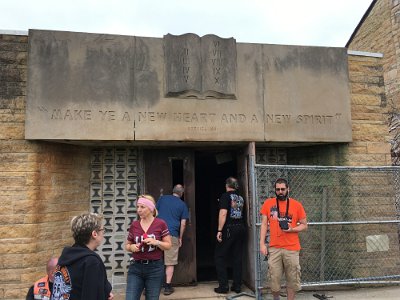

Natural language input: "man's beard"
[276,193,288,201]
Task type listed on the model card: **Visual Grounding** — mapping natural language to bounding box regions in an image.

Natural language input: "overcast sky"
[1,0,373,47]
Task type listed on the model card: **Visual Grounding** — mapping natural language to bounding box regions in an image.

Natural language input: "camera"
[279,219,289,230]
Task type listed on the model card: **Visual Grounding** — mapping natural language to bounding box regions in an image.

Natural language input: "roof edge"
[0,29,28,35]
[345,0,377,48]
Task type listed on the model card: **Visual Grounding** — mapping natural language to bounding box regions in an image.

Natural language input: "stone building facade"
[0,14,395,300]
[347,0,400,162]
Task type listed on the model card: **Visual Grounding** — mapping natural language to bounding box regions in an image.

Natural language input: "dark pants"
[214,225,246,288]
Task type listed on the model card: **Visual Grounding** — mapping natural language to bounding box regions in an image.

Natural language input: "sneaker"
[214,286,229,294]
[163,285,175,295]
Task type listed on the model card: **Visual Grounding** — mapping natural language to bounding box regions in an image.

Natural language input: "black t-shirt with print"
[219,191,245,226]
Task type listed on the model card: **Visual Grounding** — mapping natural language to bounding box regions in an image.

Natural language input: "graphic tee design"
[269,205,293,222]
[230,193,244,219]
[51,265,72,300]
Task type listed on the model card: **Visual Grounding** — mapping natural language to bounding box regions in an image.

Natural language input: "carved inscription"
[50,109,131,122]
[211,41,222,84]
[164,34,201,97]
[47,109,342,127]
[164,34,236,99]
[51,109,92,120]
[266,113,342,125]
[137,111,257,133]
[182,48,190,83]
[202,35,236,97]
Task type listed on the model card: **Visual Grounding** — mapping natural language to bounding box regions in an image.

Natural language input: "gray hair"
[172,184,184,197]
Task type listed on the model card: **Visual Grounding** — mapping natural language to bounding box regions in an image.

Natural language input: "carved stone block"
[164,33,236,99]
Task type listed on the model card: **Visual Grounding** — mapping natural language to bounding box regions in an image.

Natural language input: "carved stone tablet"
[164,33,201,98]
[201,35,236,99]
[164,33,236,99]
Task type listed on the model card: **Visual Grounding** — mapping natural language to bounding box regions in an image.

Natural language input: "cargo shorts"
[267,247,301,292]
[164,236,179,265]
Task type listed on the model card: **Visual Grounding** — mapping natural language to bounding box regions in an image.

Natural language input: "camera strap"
[276,197,289,219]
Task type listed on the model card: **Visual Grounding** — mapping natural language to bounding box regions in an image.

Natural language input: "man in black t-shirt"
[214,177,246,294]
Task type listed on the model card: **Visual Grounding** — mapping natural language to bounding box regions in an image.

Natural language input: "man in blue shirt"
[156,184,189,295]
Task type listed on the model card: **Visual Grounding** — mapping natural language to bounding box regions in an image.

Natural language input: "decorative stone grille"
[90,147,140,288]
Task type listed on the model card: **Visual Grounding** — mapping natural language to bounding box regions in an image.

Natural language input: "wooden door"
[144,149,197,284]
[236,143,255,286]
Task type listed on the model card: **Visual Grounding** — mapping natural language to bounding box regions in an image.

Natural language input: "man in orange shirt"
[260,178,308,300]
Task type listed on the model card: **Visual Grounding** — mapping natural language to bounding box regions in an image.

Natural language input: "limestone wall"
[0,33,91,300]
[348,0,400,108]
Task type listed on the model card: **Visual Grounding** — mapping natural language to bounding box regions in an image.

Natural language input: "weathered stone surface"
[25,30,352,143]
[351,94,383,106]
[164,34,236,99]
[367,142,391,153]
[263,45,352,142]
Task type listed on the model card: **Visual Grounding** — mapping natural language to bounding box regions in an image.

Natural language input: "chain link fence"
[252,165,400,299]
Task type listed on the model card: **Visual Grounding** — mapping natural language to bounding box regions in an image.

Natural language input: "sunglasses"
[275,188,287,191]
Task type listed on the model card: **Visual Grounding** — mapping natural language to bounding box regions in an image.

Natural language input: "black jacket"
[51,244,112,300]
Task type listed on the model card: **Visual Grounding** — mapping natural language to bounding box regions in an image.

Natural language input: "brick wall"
[0,34,91,300]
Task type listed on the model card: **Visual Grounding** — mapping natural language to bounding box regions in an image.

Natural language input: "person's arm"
[125,239,140,253]
[216,208,227,242]
[26,285,34,300]
[158,235,172,250]
[143,234,172,250]
[81,258,109,300]
[259,215,269,256]
[285,217,308,233]
[179,219,187,247]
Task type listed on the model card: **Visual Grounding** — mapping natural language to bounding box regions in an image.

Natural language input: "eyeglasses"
[275,188,287,191]
[98,228,109,233]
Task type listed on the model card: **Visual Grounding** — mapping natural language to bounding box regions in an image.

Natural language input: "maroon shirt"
[127,218,169,260]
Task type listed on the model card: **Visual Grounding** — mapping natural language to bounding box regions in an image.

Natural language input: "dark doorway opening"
[171,159,184,200]
[195,150,237,281]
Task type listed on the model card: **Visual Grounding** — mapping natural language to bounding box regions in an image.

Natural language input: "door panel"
[236,142,256,288]
[144,149,197,284]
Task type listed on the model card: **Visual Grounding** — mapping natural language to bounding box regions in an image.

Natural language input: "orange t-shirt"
[260,197,306,251]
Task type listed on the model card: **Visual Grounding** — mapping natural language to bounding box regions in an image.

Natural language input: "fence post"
[320,187,327,281]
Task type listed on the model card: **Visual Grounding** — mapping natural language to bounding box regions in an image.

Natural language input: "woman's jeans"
[126,259,164,300]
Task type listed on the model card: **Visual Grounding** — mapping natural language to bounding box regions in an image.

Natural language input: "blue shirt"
[156,195,189,237]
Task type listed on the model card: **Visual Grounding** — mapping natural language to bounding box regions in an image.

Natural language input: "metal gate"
[252,165,400,299]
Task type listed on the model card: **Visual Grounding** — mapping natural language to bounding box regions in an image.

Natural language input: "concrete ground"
[112,281,400,299]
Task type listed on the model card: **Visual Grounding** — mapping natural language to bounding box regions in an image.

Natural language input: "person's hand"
[260,243,268,257]
[108,292,114,300]
[216,231,222,242]
[283,224,295,233]
[130,243,141,252]
[144,238,159,246]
